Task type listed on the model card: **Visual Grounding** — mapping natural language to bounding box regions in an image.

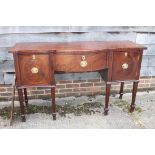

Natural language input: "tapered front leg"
[119,82,124,99]
[18,89,26,122]
[130,81,139,112]
[104,83,111,115]
[24,88,28,107]
[51,87,56,120]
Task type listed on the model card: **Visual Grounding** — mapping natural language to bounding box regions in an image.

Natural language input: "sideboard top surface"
[9,41,147,53]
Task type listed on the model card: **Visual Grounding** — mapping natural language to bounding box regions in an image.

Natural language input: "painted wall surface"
[0,26,155,84]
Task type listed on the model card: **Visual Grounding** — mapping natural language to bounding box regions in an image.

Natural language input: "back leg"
[119,82,124,99]
[24,88,28,107]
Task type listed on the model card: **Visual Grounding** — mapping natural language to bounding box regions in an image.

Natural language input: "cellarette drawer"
[112,51,142,81]
[17,53,52,86]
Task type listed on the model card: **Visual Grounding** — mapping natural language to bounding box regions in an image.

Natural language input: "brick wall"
[0,77,155,101]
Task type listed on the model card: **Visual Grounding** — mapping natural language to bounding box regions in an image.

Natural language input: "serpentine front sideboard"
[9,41,146,122]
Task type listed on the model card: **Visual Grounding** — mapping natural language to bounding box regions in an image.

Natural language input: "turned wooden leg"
[24,88,28,107]
[18,89,26,122]
[51,87,56,120]
[119,82,124,99]
[130,81,139,113]
[104,83,111,115]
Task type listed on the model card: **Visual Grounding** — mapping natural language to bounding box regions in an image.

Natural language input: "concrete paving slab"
[0,91,155,129]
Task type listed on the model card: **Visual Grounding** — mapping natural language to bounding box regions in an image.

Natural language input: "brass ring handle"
[31,67,39,74]
[125,52,128,57]
[122,63,128,70]
[32,54,36,60]
[80,56,88,68]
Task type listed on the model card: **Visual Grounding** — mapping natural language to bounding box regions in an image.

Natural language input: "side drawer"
[112,51,142,81]
[17,53,52,86]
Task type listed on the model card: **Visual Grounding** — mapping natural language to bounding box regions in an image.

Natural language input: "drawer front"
[54,52,107,72]
[18,54,51,86]
[112,51,141,81]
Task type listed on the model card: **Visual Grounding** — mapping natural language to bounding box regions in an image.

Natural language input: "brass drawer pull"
[122,63,128,70]
[32,54,36,60]
[125,52,128,57]
[31,67,39,74]
[80,56,88,68]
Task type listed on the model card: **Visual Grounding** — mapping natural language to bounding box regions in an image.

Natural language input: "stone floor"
[0,91,155,129]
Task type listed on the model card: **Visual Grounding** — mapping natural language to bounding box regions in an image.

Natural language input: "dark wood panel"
[9,41,146,52]
[112,51,141,81]
[54,52,107,72]
[17,53,52,86]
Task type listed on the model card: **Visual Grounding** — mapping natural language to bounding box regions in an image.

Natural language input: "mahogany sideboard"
[9,41,146,122]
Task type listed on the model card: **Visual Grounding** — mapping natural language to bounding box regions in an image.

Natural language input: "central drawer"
[54,52,107,72]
